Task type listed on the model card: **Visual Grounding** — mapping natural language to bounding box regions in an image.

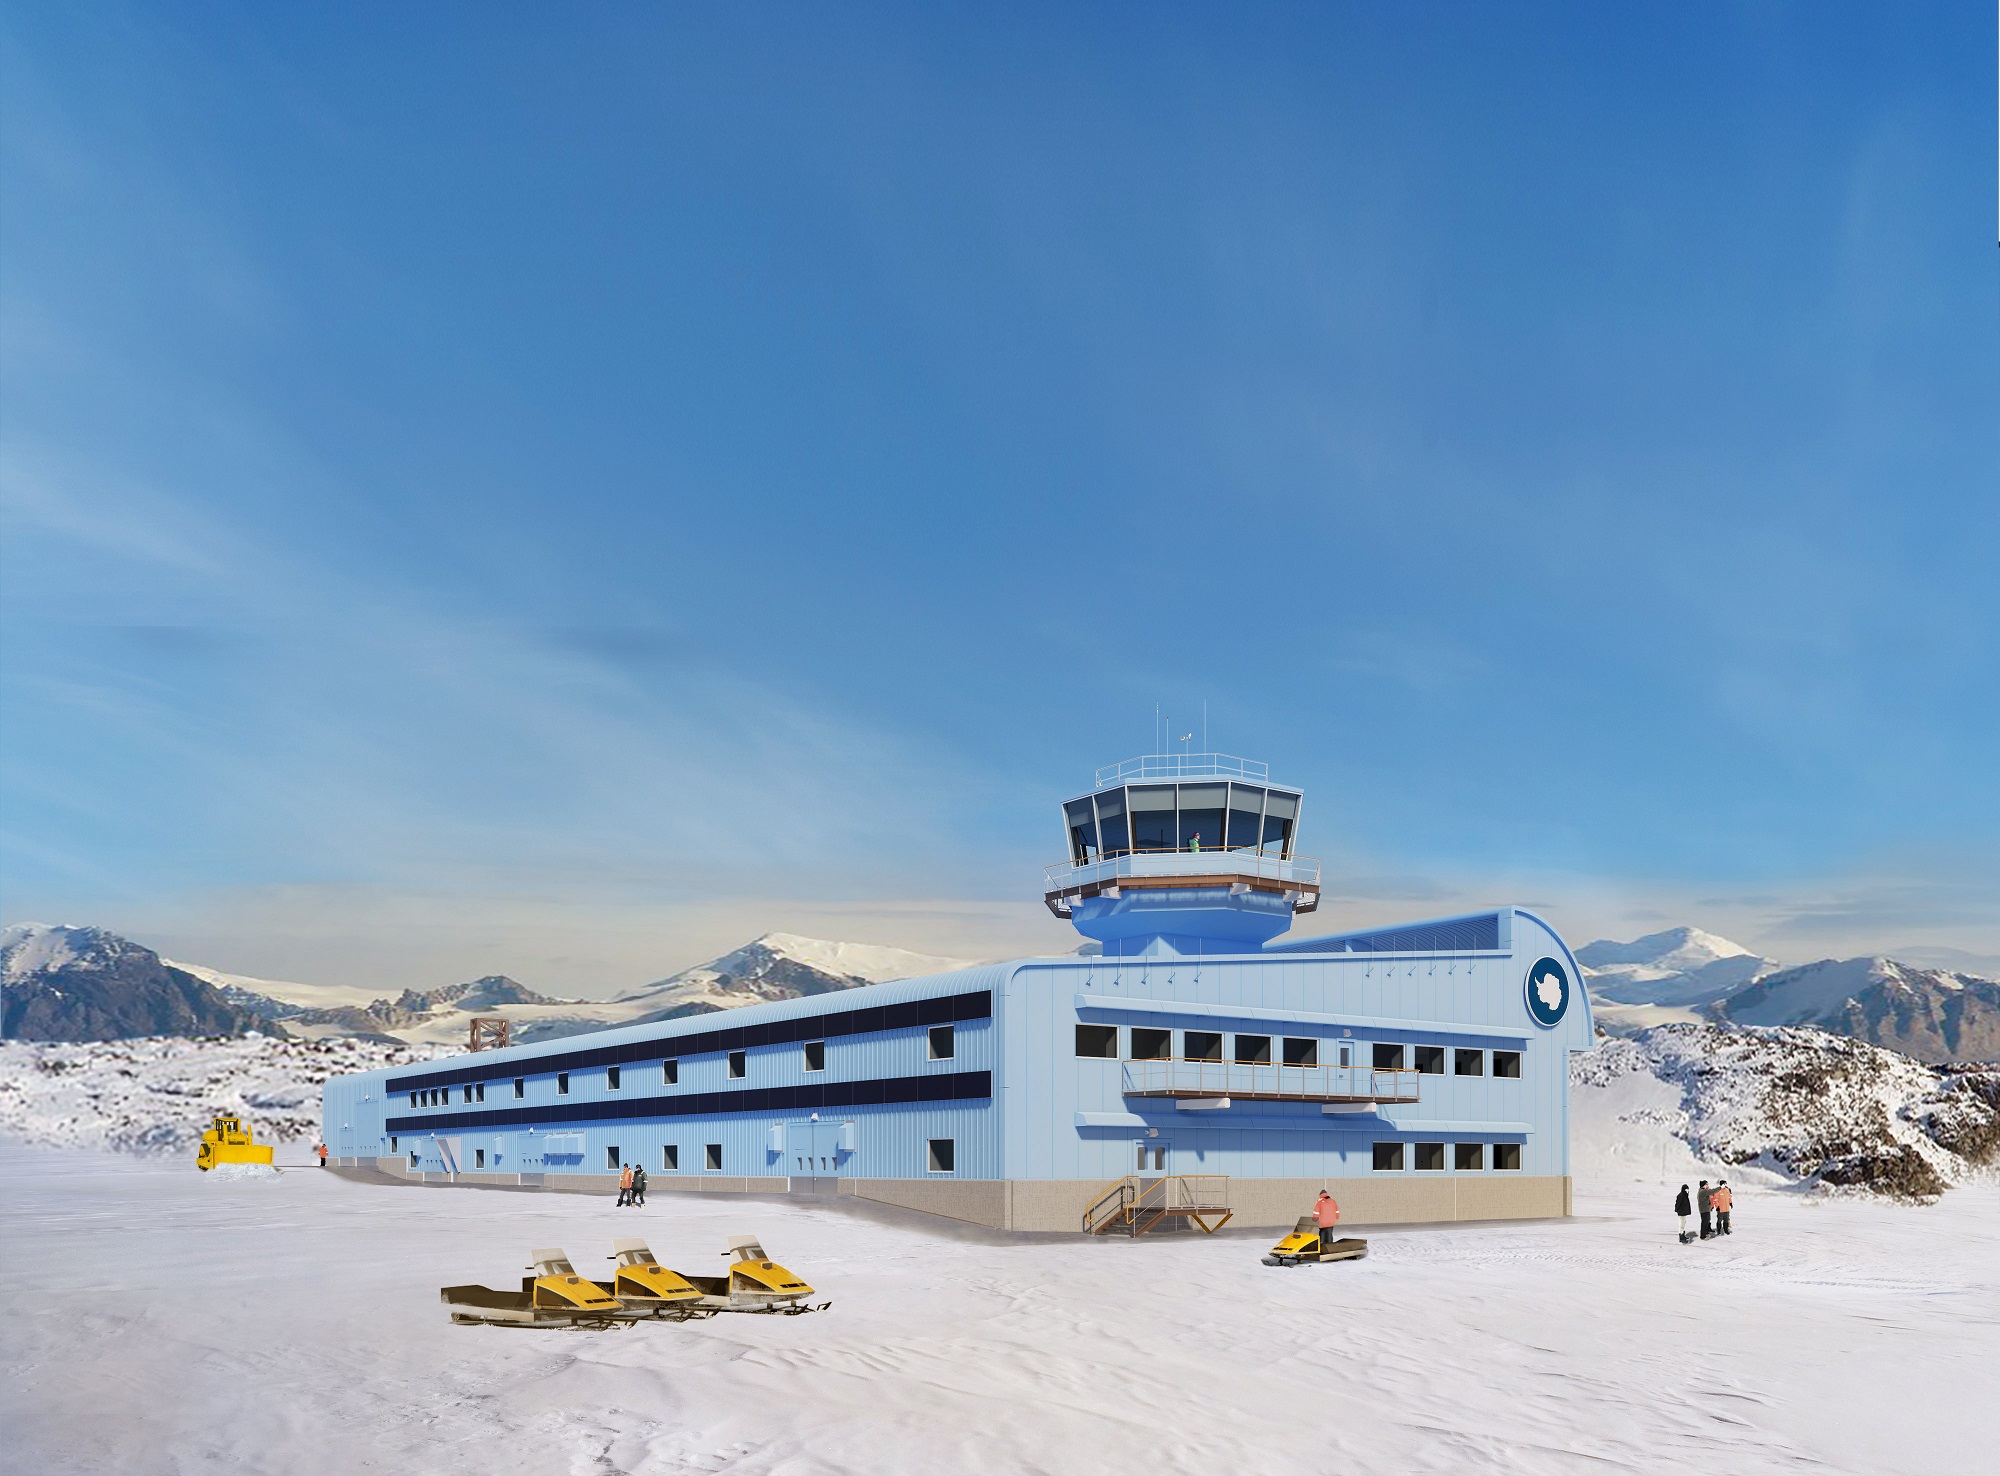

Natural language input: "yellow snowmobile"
[440,1248,630,1329]
[675,1233,827,1315]
[1263,1216,1369,1267]
[195,1113,274,1171]
[590,1240,715,1321]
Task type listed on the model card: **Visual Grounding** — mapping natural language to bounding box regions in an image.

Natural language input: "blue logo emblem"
[1525,957,1569,1028]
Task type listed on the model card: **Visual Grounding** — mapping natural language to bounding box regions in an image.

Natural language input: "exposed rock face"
[1714,957,2000,1065]
[1,925,275,1043]
[1572,1022,2000,1200]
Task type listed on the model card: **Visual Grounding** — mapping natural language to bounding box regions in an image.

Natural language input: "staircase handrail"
[1082,1174,1138,1234]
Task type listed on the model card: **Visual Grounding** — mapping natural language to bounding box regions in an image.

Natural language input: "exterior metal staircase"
[1082,1174,1233,1236]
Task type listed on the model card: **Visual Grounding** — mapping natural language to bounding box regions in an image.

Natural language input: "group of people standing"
[616,1162,647,1207]
[1672,1178,1732,1242]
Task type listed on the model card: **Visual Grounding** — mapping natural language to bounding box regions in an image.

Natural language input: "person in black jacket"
[630,1164,647,1207]
[1674,1184,1693,1242]
[1697,1180,1714,1239]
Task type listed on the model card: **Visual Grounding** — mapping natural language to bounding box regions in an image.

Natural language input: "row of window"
[1074,1025,1521,1078]
[1374,1141,1521,1171]
[408,1026,961,1109]
[396,1138,960,1174]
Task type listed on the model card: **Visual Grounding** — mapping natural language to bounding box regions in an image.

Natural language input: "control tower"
[1043,754,1321,956]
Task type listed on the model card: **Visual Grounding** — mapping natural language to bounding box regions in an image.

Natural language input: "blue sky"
[4,3,1995,990]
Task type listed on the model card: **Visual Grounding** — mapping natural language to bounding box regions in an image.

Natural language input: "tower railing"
[1093,753,1268,787]
[1045,848,1321,894]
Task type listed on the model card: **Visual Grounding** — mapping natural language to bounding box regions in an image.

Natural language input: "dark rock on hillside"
[1714,957,2000,1065]
[1,924,278,1043]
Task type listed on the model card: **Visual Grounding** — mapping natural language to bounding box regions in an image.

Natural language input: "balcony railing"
[1045,848,1321,895]
[1093,753,1269,787]
[1121,1058,1419,1104]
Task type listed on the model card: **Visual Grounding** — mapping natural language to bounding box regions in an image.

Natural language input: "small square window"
[474,1148,486,1169]
[1413,1046,1445,1075]
[1373,1043,1406,1070]
[728,1050,746,1079]
[1414,1142,1445,1172]
[662,1145,678,1171]
[1234,1034,1271,1065]
[927,1138,955,1173]
[1454,1143,1485,1171]
[1493,1050,1522,1079]
[1454,1049,1484,1077]
[513,1077,524,1098]
[557,1072,569,1095]
[929,1025,955,1061]
[704,1143,723,1172]
[1130,1027,1171,1061]
[607,1146,621,1171]
[804,1041,826,1072]
[1183,1031,1222,1062]
[1373,1142,1404,1171]
[1494,1143,1522,1171]
[607,1066,622,1090]
[1075,1024,1118,1059]
[663,1059,679,1085]
[1283,1037,1318,1067]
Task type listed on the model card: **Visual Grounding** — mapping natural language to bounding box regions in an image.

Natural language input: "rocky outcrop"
[1,925,276,1043]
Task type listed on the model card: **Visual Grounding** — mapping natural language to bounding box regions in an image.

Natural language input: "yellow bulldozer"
[195,1113,275,1171]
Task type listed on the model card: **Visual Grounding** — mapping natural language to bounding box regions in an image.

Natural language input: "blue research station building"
[322,754,1594,1230]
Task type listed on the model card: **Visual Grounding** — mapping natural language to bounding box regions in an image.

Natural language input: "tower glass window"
[1226,785,1265,849]
[1176,785,1226,852]
[1064,799,1099,863]
[1128,786,1176,851]
[1094,789,1129,855]
[1260,791,1298,856]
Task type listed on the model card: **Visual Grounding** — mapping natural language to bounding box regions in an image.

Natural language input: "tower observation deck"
[1044,753,1320,956]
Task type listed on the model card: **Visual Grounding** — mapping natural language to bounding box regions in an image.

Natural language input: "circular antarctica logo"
[1525,956,1570,1028]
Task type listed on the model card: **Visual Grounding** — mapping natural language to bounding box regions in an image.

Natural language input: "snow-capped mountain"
[1571,1023,2000,1199]
[2,924,273,1042]
[1577,926,1778,1006]
[1713,957,2000,1065]
[607,932,981,1023]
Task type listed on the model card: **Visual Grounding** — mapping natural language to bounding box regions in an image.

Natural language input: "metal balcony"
[1121,1059,1419,1105]
[1043,848,1322,917]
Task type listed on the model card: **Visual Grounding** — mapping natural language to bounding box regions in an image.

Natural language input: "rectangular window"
[928,1024,955,1061]
[1373,1043,1406,1070]
[474,1148,486,1169]
[1413,1046,1445,1075]
[804,1040,826,1072]
[1234,1034,1271,1065]
[1076,1024,1119,1059]
[663,1059,678,1085]
[704,1143,723,1172]
[1493,1050,1522,1079]
[410,1150,420,1168]
[410,1092,419,1109]
[1337,1043,1352,1068]
[557,1072,569,1095]
[607,1066,622,1090]
[1283,1037,1318,1067]
[927,1138,956,1173]
[1414,1142,1445,1172]
[389,1136,397,1151]
[1129,785,1176,851]
[1130,1027,1171,1061]
[1454,1049,1484,1076]
[513,1078,524,1099]
[1454,1143,1485,1171]
[606,1146,620,1171]
[475,1082,485,1102]
[662,1145,678,1171]
[1373,1142,1404,1171]
[725,1050,745,1078]
[1183,1031,1222,1062]
[1494,1143,1522,1171]
[461,1086,472,1104]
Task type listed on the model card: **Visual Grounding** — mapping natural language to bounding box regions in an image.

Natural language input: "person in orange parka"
[1713,1180,1733,1235]
[617,1162,634,1207]
[1313,1190,1340,1231]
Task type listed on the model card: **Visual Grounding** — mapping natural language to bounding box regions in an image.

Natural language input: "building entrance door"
[1134,1138,1170,1174]
[785,1121,845,1194]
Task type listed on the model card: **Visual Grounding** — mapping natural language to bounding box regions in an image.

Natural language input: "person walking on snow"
[1713,1180,1732,1235]
[631,1164,647,1207]
[315,1142,328,1169]
[1674,1184,1692,1242]
[617,1162,634,1207]
[1313,1190,1340,1231]
[1697,1180,1713,1239]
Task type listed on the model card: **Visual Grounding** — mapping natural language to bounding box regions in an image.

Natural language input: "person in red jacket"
[315,1142,328,1169]
[1313,1190,1340,1230]
[1713,1181,1733,1235]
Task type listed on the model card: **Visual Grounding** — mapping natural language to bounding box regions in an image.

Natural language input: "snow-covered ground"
[1,1140,1992,1476]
